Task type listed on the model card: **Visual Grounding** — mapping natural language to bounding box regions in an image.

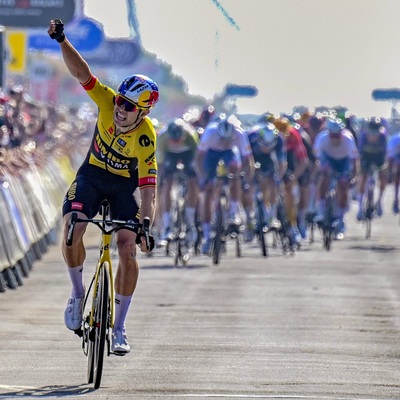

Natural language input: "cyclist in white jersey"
[313,118,359,239]
[196,115,254,254]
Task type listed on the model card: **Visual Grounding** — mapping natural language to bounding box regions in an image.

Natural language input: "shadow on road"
[141,263,208,270]
[0,384,94,398]
[347,245,399,252]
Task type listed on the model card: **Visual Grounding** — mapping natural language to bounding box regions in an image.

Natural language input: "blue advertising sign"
[225,84,258,97]
[28,17,104,53]
[372,88,400,101]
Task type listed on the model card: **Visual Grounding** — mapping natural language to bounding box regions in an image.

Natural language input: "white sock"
[68,265,85,298]
[114,293,132,331]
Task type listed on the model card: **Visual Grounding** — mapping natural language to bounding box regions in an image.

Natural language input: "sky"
[84,0,400,118]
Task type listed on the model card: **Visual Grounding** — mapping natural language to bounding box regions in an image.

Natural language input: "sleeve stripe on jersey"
[139,176,157,188]
[81,75,97,91]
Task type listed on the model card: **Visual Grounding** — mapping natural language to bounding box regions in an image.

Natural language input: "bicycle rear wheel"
[87,261,110,389]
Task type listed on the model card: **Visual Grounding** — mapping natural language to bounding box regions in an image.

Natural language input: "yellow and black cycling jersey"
[80,75,157,188]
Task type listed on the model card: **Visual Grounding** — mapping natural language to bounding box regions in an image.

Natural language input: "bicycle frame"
[322,171,340,251]
[87,228,115,329]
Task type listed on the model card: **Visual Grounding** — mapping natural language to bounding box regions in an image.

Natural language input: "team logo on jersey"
[117,138,127,147]
[139,135,154,147]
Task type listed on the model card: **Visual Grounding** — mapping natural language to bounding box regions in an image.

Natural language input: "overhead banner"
[0,0,76,28]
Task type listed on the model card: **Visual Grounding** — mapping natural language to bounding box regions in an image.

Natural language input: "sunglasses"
[115,95,143,112]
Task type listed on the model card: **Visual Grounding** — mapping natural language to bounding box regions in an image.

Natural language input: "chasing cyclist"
[313,118,359,239]
[156,118,200,247]
[356,117,388,220]
[195,115,255,254]
[245,122,287,239]
[273,117,309,245]
[48,19,159,355]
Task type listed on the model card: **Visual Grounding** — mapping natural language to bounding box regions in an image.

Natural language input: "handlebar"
[65,212,154,251]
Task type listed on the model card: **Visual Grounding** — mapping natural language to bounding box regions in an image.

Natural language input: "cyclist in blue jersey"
[356,117,388,220]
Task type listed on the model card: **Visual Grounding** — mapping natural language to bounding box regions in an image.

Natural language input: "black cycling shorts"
[62,164,140,221]
[360,154,386,174]
[161,150,197,182]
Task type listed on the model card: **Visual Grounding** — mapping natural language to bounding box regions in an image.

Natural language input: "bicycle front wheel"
[87,261,110,389]
[324,193,335,251]
[256,199,267,257]
[212,199,225,265]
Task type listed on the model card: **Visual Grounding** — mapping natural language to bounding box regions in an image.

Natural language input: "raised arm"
[47,19,91,84]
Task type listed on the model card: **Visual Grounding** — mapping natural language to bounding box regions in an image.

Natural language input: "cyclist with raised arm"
[48,19,159,355]
[156,118,200,246]
[313,118,359,239]
[245,122,287,240]
[356,117,388,221]
[196,115,254,254]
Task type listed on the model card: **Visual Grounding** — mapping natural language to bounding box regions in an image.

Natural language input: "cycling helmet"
[309,115,325,132]
[326,118,344,135]
[273,118,290,134]
[217,117,237,140]
[167,118,187,141]
[366,116,386,135]
[253,123,279,149]
[118,74,159,109]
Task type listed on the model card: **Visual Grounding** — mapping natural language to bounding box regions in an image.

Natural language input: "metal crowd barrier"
[0,155,75,293]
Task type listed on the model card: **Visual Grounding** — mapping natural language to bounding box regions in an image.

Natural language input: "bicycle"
[165,162,190,266]
[362,167,379,239]
[272,179,297,255]
[320,171,341,251]
[252,164,270,257]
[66,200,152,389]
[210,172,243,265]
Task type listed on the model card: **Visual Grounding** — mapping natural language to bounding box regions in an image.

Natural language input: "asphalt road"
[1,197,400,400]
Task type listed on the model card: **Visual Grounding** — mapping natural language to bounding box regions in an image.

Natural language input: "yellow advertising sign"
[7,31,26,73]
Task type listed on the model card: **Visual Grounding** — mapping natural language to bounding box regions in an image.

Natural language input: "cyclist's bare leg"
[378,168,387,201]
[186,176,199,227]
[61,212,88,268]
[263,176,277,220]
[186,176,199,208]
[336,179,349,220]
[201,181,215,241]
[316,172,329,215]
[228,163,241,202]
[114,229,139,296]
[284,180,297,227]
[161,177,173,233]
